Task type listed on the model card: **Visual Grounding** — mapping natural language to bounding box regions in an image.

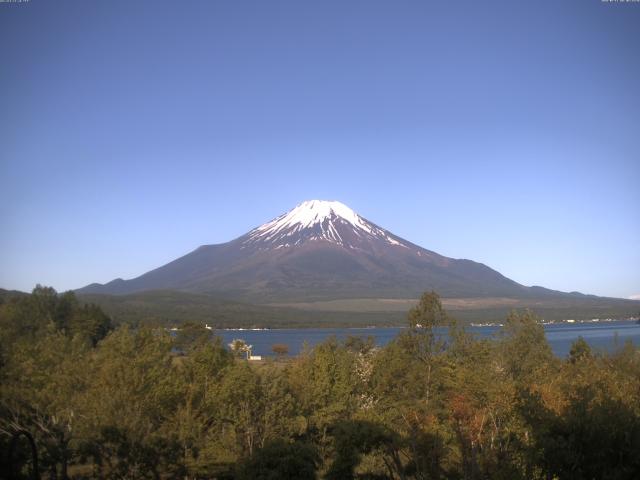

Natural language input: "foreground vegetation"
[1,287,639,479]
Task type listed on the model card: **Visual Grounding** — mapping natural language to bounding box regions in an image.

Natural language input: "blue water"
[217,321,640,358]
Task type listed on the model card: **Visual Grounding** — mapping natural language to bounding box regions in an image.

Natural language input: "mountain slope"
[78,200,597,302]
[76,289,640,329]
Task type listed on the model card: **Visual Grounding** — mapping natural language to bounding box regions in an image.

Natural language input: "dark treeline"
[1,287,639,479]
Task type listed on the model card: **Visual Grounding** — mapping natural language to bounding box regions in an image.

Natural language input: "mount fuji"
[78,200,580,303]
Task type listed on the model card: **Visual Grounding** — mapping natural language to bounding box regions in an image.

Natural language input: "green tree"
[173,322,214,353]
[0,330,90,478]
[368,330,450,477]
[289,338,358,442]
[407,291,449,330]
[325,420,400,480]
[260,367,303,444]
[0,286,112,346]
[215,362,264,457]
[78,327,183,477]
[519,384,640,479]
[498,310,555,384]
[171,338,234,474]
[235,439,318,480]
[405,292,454,405]
[568,336,592,364]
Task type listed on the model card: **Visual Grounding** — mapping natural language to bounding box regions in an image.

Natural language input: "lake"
[218,320,640,358]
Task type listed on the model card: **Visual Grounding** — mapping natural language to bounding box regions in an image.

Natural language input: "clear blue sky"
[1,0,638,299]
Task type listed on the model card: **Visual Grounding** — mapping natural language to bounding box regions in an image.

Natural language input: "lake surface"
[218,320,640,358]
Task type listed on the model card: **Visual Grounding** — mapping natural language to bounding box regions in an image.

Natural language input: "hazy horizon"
[1,0,639,298]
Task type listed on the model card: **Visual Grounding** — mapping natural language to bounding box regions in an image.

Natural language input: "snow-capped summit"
[244,200,408,249]
[261,200,368,231]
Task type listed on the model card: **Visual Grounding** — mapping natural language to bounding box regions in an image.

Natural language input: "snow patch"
[253,200,373,235]
[244,200,409,248]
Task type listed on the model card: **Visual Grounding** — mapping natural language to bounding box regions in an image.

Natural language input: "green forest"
[1,287,639,479]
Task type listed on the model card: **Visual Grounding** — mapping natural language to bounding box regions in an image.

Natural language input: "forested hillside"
[1,288,639,479]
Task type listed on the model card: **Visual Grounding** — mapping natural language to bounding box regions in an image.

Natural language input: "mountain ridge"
[77,200,617,303]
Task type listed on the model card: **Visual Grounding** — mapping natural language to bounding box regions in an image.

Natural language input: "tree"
[3,284,639,479]
[344,335,375,355]
[235,439,318,480]
[69,303,113,347]
[404,291,452,408]
[367,299,451,479]
[498,309,555,384]
[568,336,592,364]
[77,327,183,477]
[287,337,359,463]
[519,383,640,479]
[0,286,112,347]
[174,322,214,353]
[215,363,264,457]
[272,343,289,358]
[407,291,448,330]
[0,330,90,478]
[172,337,234,473]
[229,338,252,358]
[325,420,400,480]
[259,367,302,444]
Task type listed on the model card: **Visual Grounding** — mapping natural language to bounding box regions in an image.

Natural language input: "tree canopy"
[1,288,639,479]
